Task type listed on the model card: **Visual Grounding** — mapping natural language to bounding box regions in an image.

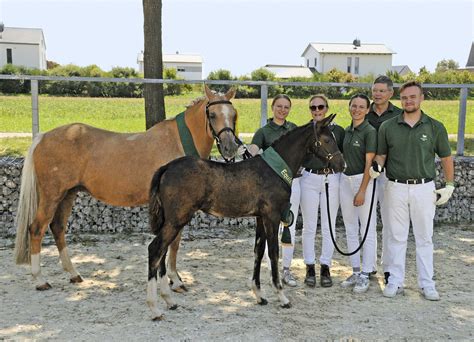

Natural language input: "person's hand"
[237,144,248,156]
[353,190,365,207]
[369,161,383,179]
[434,184,455,205]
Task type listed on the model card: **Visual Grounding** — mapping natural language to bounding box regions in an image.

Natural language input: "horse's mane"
[271,121,313,148]
[185,90,226,109]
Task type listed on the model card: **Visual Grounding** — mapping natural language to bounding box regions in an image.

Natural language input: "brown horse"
[14,85,239,290]
[146,115,345,320]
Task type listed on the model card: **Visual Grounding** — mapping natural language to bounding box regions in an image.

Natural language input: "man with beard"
[370,81,454,301]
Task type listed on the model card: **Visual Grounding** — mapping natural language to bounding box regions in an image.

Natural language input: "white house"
[0,27,47,70]
[263,64,314,79]
[137,52,203,80]
[391,65,413,76]
[301,40,395,77]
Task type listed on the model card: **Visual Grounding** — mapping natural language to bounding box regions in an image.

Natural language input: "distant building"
[0,27,47,70]
[391,65,412,76]
[263,64,313,79]
[458,42,474,73]
[137,52,203,80]
[301,39,395,77]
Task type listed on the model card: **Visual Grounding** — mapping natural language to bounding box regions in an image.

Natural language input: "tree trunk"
[143,0,165,129]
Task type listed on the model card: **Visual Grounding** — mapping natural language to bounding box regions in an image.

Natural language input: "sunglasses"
[309,105,326,111]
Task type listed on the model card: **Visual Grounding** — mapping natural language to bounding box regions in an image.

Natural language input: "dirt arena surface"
[0,224,472,341]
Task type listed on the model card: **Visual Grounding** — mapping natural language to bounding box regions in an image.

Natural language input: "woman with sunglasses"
[247,94,300,287]
[298,94,344,288]
[339,94,378,293]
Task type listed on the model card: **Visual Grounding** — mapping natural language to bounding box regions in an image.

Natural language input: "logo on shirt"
[352,140,361,147]
[420,134,428,142]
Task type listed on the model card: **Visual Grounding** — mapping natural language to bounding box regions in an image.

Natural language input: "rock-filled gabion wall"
[1,156,472,237]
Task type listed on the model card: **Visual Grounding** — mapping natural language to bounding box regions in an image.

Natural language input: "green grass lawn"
[1,94,473,157]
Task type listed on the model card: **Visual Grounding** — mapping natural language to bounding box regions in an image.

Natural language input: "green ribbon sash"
[260,147,293,186]
[176,112,200,158]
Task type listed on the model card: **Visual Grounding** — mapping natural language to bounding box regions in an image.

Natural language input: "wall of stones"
[1,156,472,237]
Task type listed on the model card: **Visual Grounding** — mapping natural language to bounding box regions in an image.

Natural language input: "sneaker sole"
[353,286,369,293]
[383,289,404,298]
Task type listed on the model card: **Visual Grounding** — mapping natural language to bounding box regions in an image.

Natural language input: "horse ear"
[225,87,236,100]
[320,113,336,128]
[204,84,214,100]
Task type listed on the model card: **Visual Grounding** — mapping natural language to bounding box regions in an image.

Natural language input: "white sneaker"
[422,287,440,301]
[383,283,404,298]
[341,273,359,288]
[353,275,370,293]
[282,269,297,287]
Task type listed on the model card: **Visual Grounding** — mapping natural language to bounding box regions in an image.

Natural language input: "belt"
[304,168,334,175]
[388,178,433,184]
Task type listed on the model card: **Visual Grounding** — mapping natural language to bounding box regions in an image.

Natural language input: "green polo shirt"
[377,111,451,180]
[367,102,402,131]
[251,118,298,150]
[302,123,345,171]
[342,119,377,176]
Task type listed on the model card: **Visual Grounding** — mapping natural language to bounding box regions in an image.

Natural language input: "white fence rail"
[0,74,472,155]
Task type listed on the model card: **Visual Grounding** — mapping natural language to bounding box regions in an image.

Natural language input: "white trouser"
[339,173,377,273]
[385,181,436,289]
[300,171,340,266]
[281,178,300,269]
[376,171,391,272]
[264,178,300,270]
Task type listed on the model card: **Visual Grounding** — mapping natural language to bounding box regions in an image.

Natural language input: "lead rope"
[325,175,377,256]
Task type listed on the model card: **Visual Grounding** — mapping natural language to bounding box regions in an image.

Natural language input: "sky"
[1,0,473,77]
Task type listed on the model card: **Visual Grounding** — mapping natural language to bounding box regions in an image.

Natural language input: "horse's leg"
[30,198,61,290]
[49,190,83,284]
[167,231,187,292]
[265,216,291,308]
[146,223,180,321]
[251,217,268,305]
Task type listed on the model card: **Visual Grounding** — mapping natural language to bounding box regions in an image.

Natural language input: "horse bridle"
[312,122,343,174]
[205,99,252,162]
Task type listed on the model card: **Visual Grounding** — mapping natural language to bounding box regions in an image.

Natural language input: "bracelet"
[446,181,455,187]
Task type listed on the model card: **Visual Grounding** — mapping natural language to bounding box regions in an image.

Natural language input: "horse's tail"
[149,164,169,236]
[14,134,43,265]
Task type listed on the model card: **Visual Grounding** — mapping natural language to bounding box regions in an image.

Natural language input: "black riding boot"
[320,264,333,287]
[304,264,316,288]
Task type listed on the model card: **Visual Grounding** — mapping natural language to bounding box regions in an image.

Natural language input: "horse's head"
[204,85,239,161]
[311,114,345,173]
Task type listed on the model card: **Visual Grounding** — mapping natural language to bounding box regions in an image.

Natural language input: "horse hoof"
[172,285,187,293]
[70,275,84,283]
[152,314,165,321]
[258,298,268,306]
[169,304,178,310]
[281,302,292,309]
[36,282,52,291]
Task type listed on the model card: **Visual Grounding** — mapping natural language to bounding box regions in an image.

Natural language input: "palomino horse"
[146,115,345,320]
[14,85,239,290]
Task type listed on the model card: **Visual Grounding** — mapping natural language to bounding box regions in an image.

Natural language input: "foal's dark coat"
[146,115,345,319]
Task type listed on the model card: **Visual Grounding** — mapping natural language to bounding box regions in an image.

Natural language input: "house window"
[347,57,352,73]
[354,57,360,74]
[314,57,317,67]
[177,68,185,72]
[306,59,309,67]
[6,49,12,64]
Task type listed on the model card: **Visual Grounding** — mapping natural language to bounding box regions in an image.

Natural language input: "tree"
[435,59,459,73]
[143,0,165,129]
